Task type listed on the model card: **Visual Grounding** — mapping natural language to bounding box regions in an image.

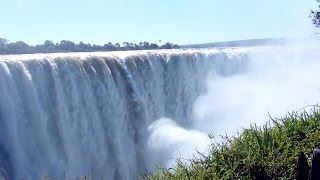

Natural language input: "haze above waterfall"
[1,40,320,179]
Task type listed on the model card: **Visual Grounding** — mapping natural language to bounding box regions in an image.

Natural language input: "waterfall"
[1,44,319,179]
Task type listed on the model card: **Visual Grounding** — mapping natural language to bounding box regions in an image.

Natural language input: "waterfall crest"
[0,48,267,179]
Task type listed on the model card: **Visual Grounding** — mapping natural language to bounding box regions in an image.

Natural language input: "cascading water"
[1,43,320,179]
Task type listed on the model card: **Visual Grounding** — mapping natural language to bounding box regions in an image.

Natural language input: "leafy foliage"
[310,2,320,28]
[143,107,320,179]
[0,38,180,55]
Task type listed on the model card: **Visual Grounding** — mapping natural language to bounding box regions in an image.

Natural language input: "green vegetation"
[0,38,180,55]
[311,2,320,28]
[143,107,320,179]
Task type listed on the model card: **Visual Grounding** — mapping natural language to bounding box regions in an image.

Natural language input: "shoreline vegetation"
[143,106,320,179]
[0,38,180,55]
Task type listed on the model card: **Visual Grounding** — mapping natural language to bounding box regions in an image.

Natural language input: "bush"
[143,106,320,179]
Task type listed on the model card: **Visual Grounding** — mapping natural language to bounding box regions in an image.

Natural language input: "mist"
[147,39,320,168]
[1,38,320,178]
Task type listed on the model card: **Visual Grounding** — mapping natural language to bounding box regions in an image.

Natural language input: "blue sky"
[0,0,317,45]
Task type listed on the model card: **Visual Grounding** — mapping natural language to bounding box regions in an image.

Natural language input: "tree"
[0,38,8,54]
[92,44,103,51]
[150,43,159,49]
[0,38,179,54]
[122,42,130,50]
[311,1,320,28]
[77,41,88,52]
[58,40,76,52]
[161,42,174,49]
[114,43,121,50]
[0,38,8,47]
[42,40,56,52]
[143,41,150,49]
[134,43,140,50]
[103,42,115,51]
[43,40,55,49]
[6,41,31,54]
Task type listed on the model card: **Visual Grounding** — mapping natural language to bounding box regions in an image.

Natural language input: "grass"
[143,106,320,180]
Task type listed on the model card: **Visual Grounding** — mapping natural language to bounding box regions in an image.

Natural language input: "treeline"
[0,38,180,55]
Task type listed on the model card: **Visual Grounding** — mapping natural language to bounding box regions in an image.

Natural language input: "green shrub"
[144,107,320,179]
